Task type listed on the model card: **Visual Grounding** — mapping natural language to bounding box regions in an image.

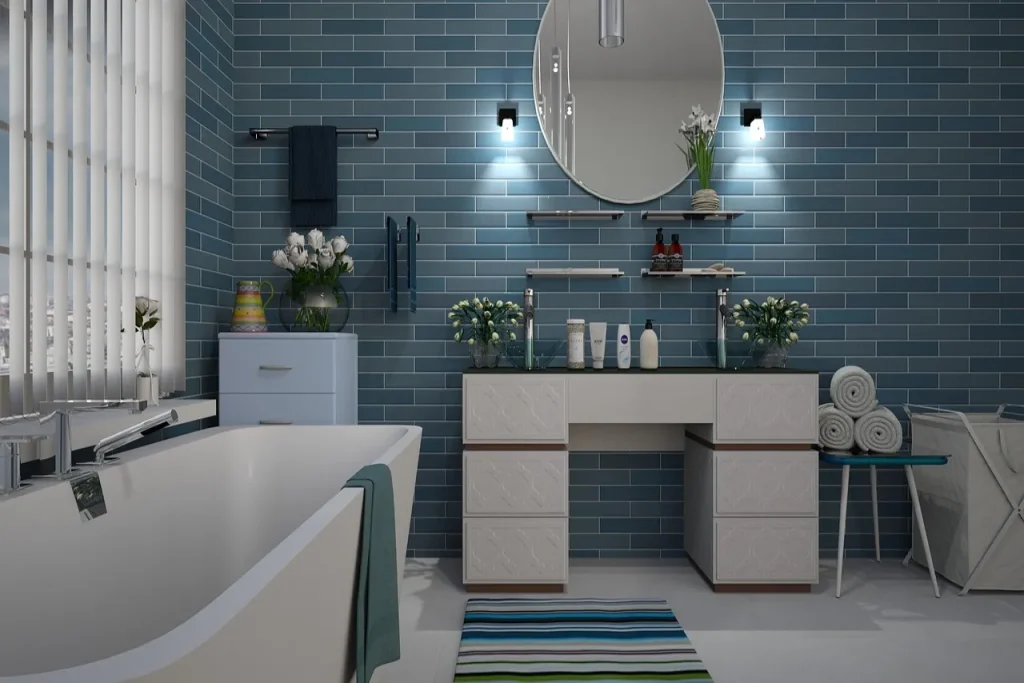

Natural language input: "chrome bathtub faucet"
[0,412,55,494]
[38,400,149,477]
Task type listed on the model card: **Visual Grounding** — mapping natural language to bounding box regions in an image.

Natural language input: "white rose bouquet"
[732,296,810,348]
[449,297,523,346]
[270,229,353,331]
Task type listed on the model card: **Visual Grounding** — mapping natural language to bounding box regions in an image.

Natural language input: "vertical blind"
[5,0,186,413]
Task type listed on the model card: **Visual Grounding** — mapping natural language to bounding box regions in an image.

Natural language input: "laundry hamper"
[905,404,1024,594]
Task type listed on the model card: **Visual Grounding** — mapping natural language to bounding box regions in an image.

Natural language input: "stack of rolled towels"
[818,365,903,454]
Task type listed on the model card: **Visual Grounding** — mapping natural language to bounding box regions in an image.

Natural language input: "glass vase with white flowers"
[449,297,523,368]
[135,297,160,402]
[731,296,810,369]
[678,104,719,211]
[270,229,354,332]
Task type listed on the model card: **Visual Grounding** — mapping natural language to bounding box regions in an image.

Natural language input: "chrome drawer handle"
[258,419,293,426]
[258,365,293,371]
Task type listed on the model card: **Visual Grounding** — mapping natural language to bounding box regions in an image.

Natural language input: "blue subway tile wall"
[185,0,235,398]
[230,0,1024,558]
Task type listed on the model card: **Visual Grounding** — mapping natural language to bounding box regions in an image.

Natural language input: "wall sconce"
[742,101,765,141]
[498,103,518,142]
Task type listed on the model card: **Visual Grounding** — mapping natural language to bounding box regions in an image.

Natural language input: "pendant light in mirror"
[599,0,624,47]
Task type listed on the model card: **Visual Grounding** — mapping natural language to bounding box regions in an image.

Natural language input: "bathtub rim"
[0,424,422,683]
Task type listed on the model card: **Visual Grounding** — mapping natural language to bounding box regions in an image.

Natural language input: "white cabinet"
[685,437,819,585]
[463,374,568,444]
[714,374,818,444]
[462,450,569,586]
[219,333,358,426]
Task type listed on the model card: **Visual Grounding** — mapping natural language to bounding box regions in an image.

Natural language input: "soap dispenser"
[640,319,659,370]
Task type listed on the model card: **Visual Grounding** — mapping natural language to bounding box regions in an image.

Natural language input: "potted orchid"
[731,296,810,368]
[449,297,523,368]
[271,229,354,332]
[135,296,160,403]
[678,104,718,211]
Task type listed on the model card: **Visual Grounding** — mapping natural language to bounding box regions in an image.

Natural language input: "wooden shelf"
[526,210,624,221]
[642,210,745,221]
[641,268,744,278]
[526,268,625,278]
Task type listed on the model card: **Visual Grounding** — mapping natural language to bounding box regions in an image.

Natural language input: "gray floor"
[376,558,1024,683]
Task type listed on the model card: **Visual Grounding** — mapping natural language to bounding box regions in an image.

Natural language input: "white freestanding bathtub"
[0,424,421,683]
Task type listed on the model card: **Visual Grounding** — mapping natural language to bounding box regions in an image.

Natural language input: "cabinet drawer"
[714,375,817,443]
[464,451,568,517]
[463,375,568,444]
[220,339,336,394]
[714,517,818,584]
[463,518,568,584]
[220,393,336,426]
[714,450,818,517]
[568,374,715,424]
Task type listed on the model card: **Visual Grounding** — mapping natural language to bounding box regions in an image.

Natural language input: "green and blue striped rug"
[454,598,713,682]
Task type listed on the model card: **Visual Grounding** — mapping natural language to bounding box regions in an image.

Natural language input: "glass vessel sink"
[504,340,566,370]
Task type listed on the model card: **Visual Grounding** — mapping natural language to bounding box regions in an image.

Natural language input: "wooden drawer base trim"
[465,583,566,593]
[686,431,814,451]
[689,558,811,594]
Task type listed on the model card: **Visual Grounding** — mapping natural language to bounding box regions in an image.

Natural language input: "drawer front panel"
[463,518,568,583]
[714,517,818,584]
[568,374,716,424]
[463,375,568,443]
[220,339,335,394]
[714,450,818,517]
[715,376,817,443]
[220,393,337,426]
[464,451,568,517]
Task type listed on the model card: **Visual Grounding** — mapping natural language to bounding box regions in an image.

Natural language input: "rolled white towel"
[819,403,855,452]
[829,365,878,418]
[854,407,904,454]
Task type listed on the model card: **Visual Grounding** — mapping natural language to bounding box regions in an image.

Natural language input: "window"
[2,0,185,413]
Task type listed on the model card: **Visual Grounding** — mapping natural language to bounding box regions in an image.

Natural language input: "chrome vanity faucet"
[523,288,536,370]
[716,288,730,370]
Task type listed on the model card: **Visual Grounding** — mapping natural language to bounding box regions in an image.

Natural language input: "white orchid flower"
[491,332,499,342]
[790,332,799,342]
[306,229,326,250]
[271,249,294,271]
[286,232,304,248]
[341,254,354,272]
[742,332,750,341]
[316,247,336,269]
[736,320,744,327]
[468,338,476,345]
[331,236,349,254]
[769,318,777,325]
[509,332,517,341]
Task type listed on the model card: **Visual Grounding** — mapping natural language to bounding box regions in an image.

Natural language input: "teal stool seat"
[819,451,950,598]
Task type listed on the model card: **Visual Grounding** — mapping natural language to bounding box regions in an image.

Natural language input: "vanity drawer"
[220,393,336,426]
[463,375,568,444]
[568,374,715,424]
[714,375,817,443]
[714,517,818,584]
[463,518,568,584]
[220,339,336,394]
[464,450,568,517]
[714,450,818,517]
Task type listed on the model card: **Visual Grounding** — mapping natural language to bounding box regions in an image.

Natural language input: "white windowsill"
[69,398,218,451]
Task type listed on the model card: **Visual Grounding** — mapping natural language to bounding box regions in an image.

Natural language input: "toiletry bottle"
[640,319,659,370]
[669,234,684,272]
[651,228,668,272]
[616,324,631,370]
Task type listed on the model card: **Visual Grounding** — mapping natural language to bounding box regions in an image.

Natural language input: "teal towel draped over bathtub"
[345,463,401,683]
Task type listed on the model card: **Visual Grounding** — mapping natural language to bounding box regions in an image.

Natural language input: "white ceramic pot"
[136,375,160,405]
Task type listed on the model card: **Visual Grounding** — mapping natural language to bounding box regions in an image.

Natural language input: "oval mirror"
[533,0,725,205]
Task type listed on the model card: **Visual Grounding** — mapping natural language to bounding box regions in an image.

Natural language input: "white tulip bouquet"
[449,297,523,346]
[270,229,353,331]
[732,296,810,348]
[135,296,159,377]
[679,104,717,190]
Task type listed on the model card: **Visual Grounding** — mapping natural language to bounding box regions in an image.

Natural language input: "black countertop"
[464,366,819,375]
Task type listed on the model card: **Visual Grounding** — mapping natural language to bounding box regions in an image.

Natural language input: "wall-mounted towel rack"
[249,127,380,142]
[526,210,624,221]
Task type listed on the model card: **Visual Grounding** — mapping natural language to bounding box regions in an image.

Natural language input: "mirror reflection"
[533,0,725,205]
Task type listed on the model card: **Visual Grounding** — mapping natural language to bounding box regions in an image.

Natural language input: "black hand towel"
[289,125,338,227]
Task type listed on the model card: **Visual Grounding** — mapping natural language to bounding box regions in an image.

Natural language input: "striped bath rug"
[454,597,713,682]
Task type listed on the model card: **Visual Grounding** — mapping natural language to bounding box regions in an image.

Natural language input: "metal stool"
[820,452,949,598]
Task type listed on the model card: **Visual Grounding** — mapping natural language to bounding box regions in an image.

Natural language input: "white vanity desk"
[461,368,820,593]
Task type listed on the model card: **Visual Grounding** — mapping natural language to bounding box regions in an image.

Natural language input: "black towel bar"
[249,127,380,141]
